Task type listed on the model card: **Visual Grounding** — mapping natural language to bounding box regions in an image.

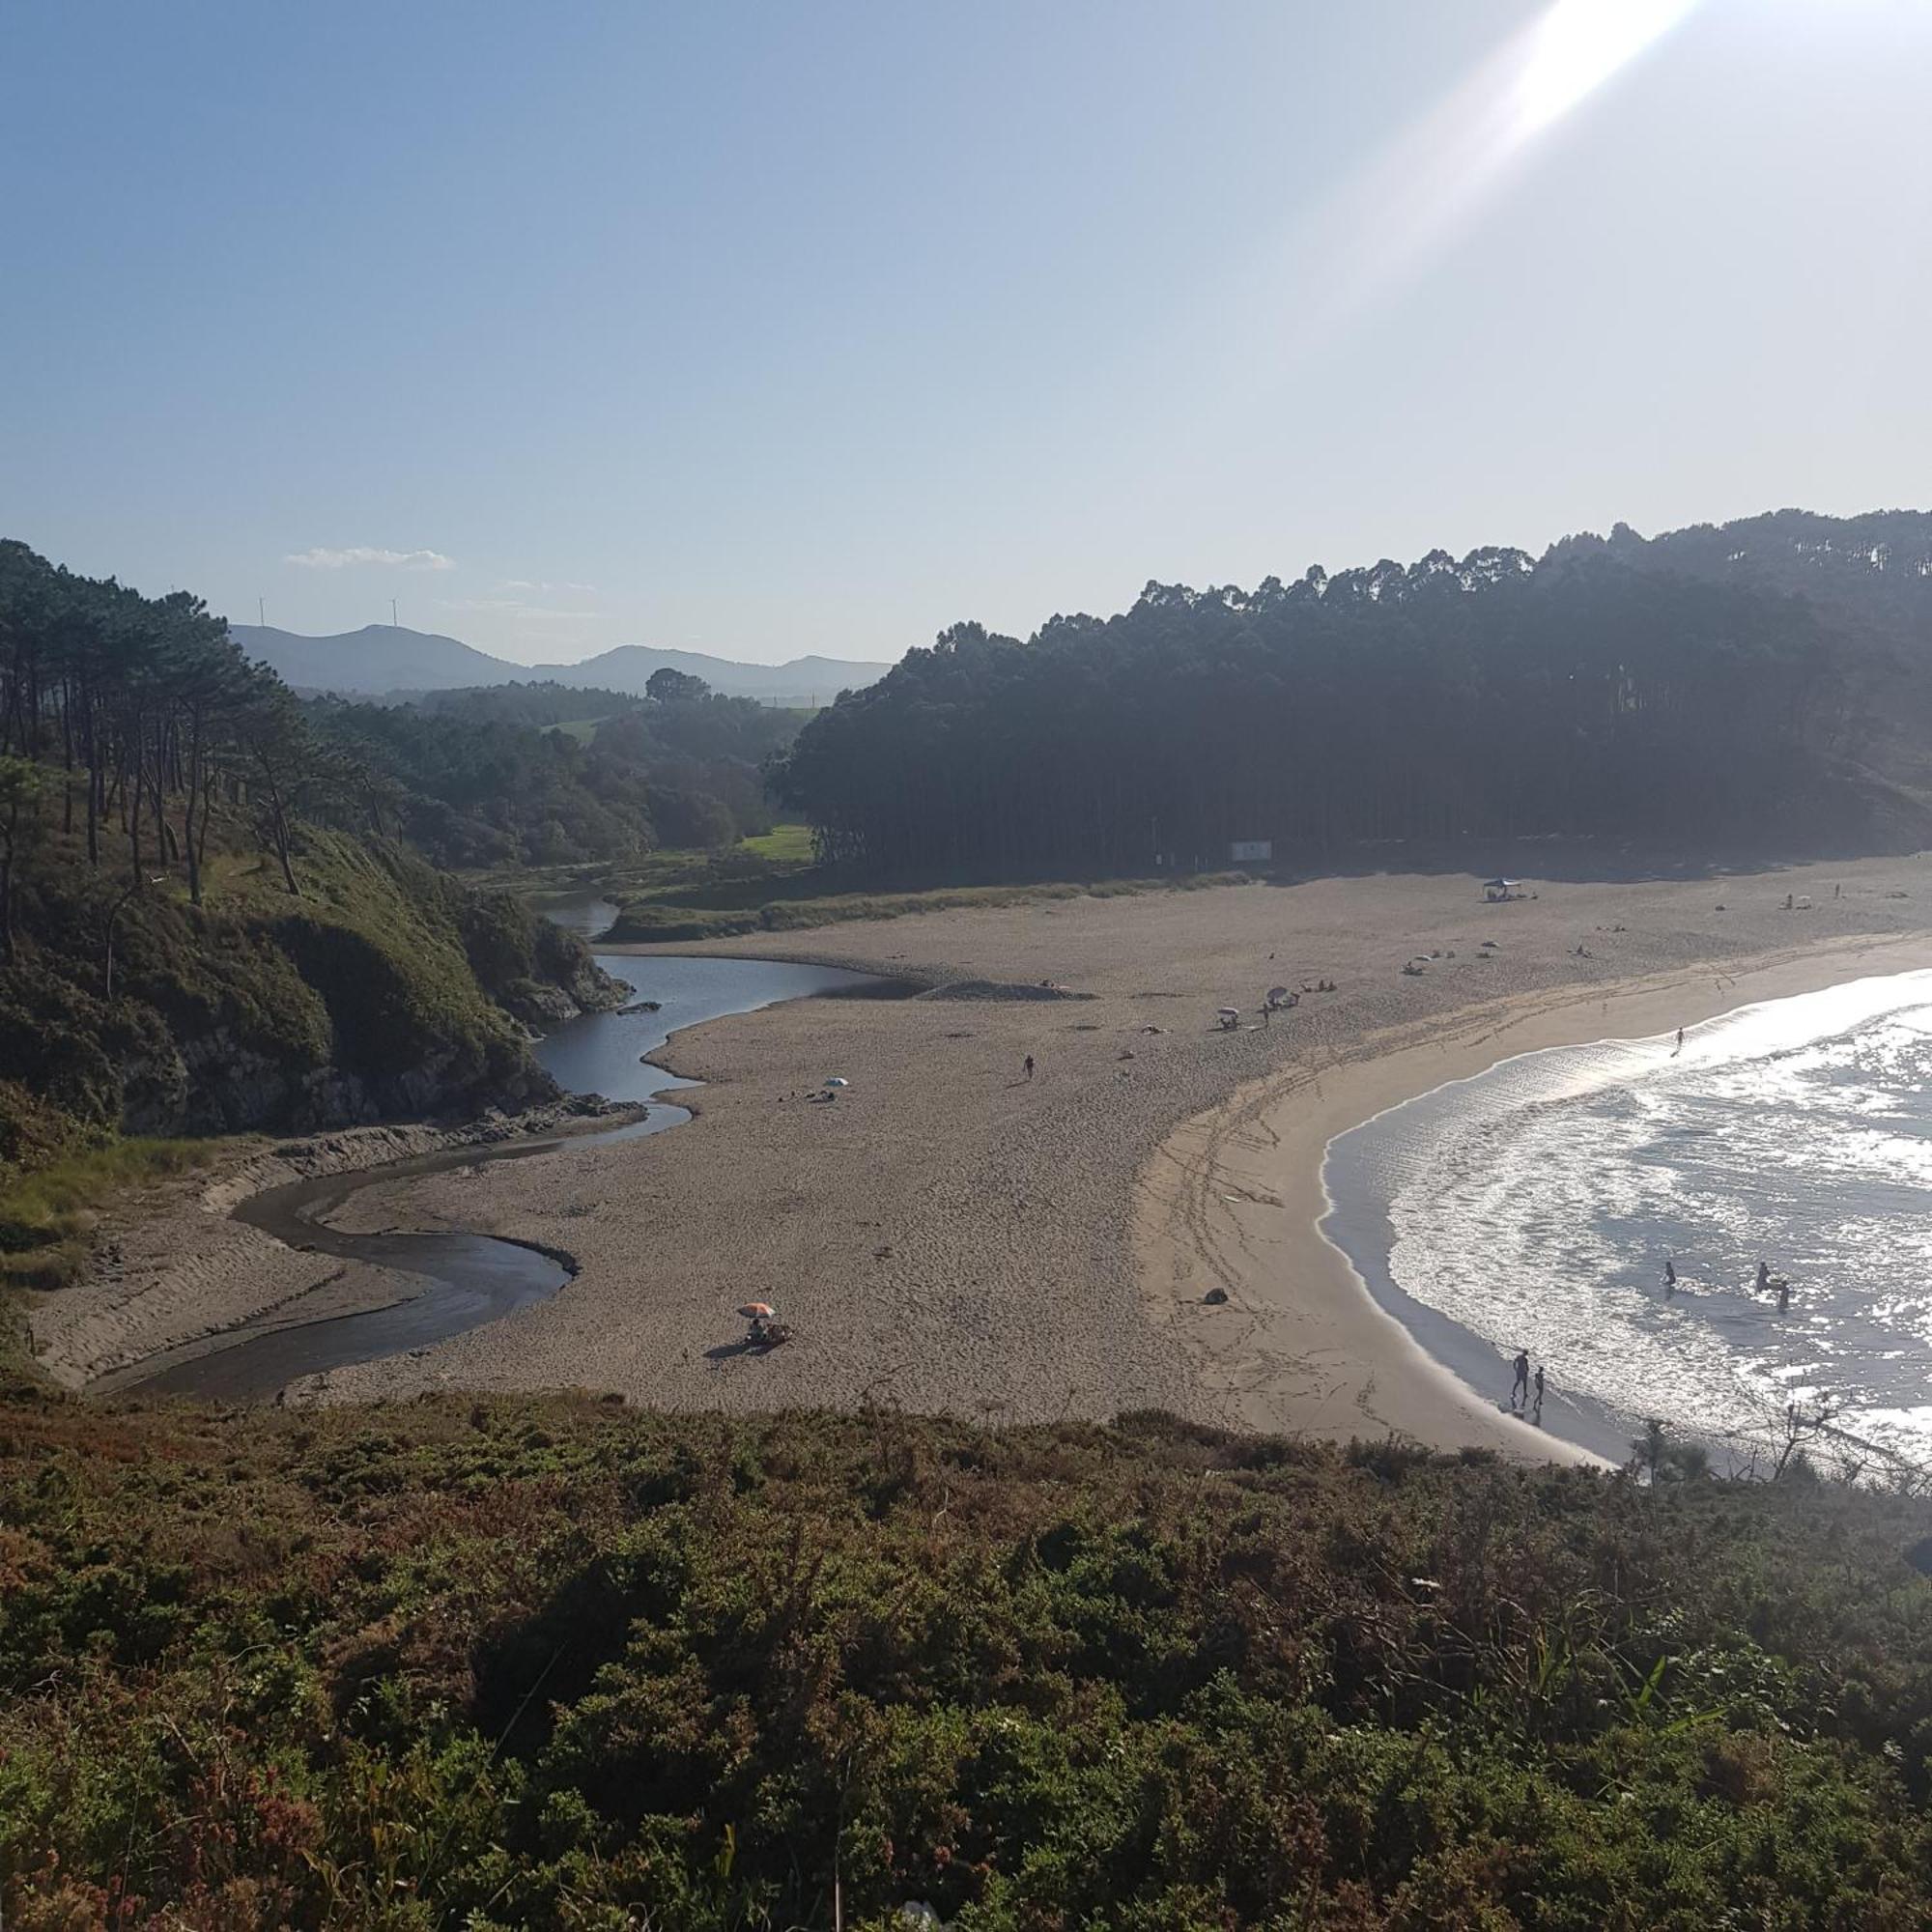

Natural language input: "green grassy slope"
[2,1398,1929,1928]
[0,829,615,1195]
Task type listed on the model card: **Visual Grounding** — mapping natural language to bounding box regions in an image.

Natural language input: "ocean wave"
[1323,970,1932,1465]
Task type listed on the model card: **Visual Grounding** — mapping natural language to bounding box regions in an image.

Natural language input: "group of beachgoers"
[1507,1348,1548,1424]
[1662,1255,1793,1312]
[1509,1251,1797,1423]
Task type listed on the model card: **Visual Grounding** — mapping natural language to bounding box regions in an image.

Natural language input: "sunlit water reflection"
[1323,971,1932,1468]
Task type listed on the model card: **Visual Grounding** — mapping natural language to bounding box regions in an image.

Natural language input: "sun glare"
[1254,0,1706,370]
[1513,0,1701,137]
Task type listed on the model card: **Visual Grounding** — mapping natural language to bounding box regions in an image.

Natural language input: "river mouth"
[117,952,882,1402]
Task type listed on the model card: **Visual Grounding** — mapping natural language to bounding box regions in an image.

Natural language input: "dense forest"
[778,511,1932,875]
[1559,508,1932,635]
[0,542,621,1190]
[308,680,799,867]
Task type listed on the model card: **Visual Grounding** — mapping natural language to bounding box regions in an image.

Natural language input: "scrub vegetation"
[2,1399,1931,1929]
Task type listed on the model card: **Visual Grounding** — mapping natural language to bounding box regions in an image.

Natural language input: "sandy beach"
[1140,932,1932,1462]
[43,854,1932,1450]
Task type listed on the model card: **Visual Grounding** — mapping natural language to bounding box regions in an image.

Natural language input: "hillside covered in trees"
[0,542,621,1194]
[303,679,796,868]
[778,509,1932,876]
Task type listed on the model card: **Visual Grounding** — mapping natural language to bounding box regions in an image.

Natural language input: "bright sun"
[1513,0,1701,137]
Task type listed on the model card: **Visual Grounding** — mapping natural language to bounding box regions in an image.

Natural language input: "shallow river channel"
[126,909,879,1400]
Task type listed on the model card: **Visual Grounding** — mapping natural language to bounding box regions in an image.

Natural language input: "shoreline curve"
[1135,932,1932,1464]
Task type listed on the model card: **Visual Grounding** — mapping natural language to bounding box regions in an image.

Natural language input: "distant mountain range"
[229,624,893,706]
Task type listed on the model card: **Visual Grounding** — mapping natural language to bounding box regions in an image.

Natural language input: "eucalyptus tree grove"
[0,540,352,920]
[776,546,1848,874]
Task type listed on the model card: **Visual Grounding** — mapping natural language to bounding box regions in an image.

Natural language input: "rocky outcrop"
[118,1019,561,1141]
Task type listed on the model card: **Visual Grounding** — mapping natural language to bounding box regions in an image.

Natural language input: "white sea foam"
[1324,970,1932,1467]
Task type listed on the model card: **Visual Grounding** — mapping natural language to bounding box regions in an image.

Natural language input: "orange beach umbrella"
[739,1302,776,1320]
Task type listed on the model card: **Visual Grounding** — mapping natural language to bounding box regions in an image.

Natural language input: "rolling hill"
[231,623,891,705]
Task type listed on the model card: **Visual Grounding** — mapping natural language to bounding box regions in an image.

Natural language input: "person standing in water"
[1510,1349,1530,1406]
[1756,1260,1772,1293]
[1664,1258,1677,1294]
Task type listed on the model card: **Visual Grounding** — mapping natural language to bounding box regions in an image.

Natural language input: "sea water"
[1323,970,1932,1470]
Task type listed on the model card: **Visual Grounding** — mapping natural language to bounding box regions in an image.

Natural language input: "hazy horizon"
[232,616,896,673]
[6,0,1927,668]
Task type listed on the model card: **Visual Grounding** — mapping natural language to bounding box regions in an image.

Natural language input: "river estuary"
[128,915,878,1400]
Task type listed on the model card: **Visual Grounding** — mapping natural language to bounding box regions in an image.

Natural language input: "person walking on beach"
[1510,1349,1530,1406]
[1532,1364,1546,1421]
[1023,1054,1035,1081]
[1674,1027,1685,1055]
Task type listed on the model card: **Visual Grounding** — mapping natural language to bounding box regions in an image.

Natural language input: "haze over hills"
[230,622,893,705]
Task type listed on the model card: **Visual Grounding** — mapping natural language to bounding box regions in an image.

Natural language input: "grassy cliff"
[2,1398,1929,1928]
[0,828,616,1195]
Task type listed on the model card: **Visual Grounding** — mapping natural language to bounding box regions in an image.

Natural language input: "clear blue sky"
[4,1,1927,667]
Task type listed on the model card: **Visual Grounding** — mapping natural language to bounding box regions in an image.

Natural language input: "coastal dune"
[51,856,1932,1448]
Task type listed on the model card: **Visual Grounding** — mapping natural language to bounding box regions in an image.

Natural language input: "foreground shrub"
[1,1399,1930,1927]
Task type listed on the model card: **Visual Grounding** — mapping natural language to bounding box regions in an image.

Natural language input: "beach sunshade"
[738,1302,776,1320]
[824,1076,850,1088]
[1267,985,1290,1004]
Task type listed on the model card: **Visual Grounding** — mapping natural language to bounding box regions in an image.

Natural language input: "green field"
[549,822,1262,943]
[735,820,816,863]
[602,865,1252,944]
